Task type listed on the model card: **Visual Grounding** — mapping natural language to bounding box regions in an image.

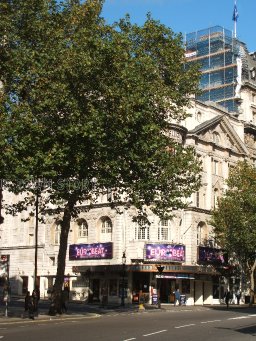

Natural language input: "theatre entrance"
[158,278,176,303]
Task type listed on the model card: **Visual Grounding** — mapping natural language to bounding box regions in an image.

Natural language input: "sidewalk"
[0,300,254,324]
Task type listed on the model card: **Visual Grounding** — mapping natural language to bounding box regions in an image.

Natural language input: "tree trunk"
[49,196,76,315]
[249,260,256,306]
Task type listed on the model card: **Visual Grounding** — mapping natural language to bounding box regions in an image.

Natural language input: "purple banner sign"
[69,243,113,260]
[145,244,185,262]
[198,246,227,265]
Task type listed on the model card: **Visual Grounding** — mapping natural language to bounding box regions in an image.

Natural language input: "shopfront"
[69,242,222,306]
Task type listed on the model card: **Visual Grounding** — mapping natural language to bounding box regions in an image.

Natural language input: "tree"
[0,0,201,312]
[211,161,256,305]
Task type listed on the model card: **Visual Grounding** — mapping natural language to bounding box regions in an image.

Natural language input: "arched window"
[135,218,150,240]
[213,132,220,144]
[100,217,112,242]
[54,224,61,245]
[196,111,202,122]
[78,219,88,239]
[158,219,171,241]
[213,188,219,209]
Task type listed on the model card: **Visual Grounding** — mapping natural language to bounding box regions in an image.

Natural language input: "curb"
[0,313,100,325]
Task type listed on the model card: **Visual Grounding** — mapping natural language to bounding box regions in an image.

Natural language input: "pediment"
[188,115,248,155]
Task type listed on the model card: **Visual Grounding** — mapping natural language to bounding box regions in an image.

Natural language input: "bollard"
[5,301,8,317]
[138,292,145,310]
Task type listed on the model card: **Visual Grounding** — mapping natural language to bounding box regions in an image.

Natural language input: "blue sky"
[102,0,255,53]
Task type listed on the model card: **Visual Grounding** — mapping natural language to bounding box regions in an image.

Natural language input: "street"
[0,303,256,340]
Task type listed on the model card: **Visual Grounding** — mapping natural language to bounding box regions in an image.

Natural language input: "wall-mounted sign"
[155,273,194,279]
[69,242,113,260]
[144,244,185,262]
[198,246,227,265]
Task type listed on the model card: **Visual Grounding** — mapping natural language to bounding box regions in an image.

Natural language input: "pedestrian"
[174,288,181,306]
[32,286,40,316]
[28,294,35,320]
[61,287,69,313]
[236,289,241,305]
[225,290,231,309]
[23,291,30,318]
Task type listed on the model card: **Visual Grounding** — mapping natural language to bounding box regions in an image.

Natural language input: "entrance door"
[158,279,175,303]
[92,279,100,302]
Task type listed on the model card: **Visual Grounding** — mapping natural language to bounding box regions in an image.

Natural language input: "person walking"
[174,289,181,306]
[32,287,40,317]
[236,289,241,305]
[28,294,35,320]
[225,290,231,309]
[61,287,69,313]
[23,291,30,318]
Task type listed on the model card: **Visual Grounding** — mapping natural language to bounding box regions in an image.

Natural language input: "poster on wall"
[69,242,113,260]
[0,255,9,277]
[144,244,185,262]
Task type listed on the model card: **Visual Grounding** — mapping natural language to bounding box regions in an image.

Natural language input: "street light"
[34,183,39,290]
[121,252,126,307]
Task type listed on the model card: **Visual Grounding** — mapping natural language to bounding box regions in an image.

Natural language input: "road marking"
[228,316,250,320]
[123,338,136,341]
[201,320,221,324]
[143,330,167,337]
[175,324,195,329]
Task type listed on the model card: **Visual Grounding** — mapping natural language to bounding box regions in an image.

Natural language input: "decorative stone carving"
[244,133,255,148]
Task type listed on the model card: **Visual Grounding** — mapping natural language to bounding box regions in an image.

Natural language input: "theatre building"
[1,25,256,305]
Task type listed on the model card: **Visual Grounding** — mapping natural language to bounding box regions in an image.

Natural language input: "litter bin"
[245,295,250,304]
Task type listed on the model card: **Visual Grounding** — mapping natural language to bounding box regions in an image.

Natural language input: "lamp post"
[1,255,10,317]
[34,183,39,290]
[156,265,165,309]
[121,252,126,307]
[86,269,92,303]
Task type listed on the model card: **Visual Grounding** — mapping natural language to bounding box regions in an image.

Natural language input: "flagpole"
[234,1,237,38]
[233,0,237,38]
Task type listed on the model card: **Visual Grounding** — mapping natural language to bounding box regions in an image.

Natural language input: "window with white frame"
[78,220,88,239]
[100,217,112,242]
[158,219,171,241]
[54,224,61,245]
[195,191,200,208]
[135,218,150,240]
[213,160,218,175]
[196,222,207,246]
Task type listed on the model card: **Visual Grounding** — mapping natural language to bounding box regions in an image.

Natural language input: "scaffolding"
[185,26,241,113]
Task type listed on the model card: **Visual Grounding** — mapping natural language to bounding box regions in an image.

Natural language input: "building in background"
[0,26,256,306]
[185,26,256,115]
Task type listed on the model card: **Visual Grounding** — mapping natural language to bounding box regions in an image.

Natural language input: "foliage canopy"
[0,0,201,309]
[211,160,256,300]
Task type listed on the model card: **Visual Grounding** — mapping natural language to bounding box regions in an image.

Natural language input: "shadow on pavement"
[215,324,256,337]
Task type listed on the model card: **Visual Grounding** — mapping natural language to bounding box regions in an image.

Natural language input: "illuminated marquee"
[69,242,113,260]
[145,244,185,262]
[198,246,227,265]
